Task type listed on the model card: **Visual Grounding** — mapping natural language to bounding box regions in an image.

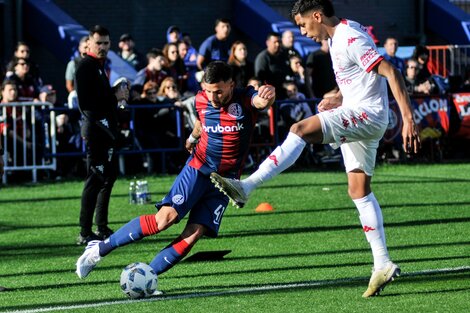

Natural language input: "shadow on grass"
[2,267,470,312]
[1,215,470,258]
[1,244,469,281]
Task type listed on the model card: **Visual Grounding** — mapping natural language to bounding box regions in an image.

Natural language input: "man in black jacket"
[75,25,128,245]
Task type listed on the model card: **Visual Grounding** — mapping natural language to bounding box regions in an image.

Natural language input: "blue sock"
[99,217,143,256]
[149,239,190,274]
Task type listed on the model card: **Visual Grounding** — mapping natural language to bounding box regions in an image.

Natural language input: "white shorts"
[318,106,388,176]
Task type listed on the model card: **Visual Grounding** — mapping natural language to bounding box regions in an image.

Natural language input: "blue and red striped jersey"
[188,86,259,178]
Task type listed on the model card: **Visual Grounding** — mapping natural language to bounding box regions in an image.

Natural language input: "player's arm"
[375,59,420,154]
[185,119,202,153]
[252,84,275,109]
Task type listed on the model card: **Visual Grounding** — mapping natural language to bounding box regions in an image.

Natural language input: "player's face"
[294,11,327,42]
[89,33,110,59]
[204,80,234,108]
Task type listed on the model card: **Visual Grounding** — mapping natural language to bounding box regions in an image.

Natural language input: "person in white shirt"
[210,0,420,298]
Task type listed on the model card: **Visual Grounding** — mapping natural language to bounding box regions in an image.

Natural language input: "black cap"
[119,33,133,42]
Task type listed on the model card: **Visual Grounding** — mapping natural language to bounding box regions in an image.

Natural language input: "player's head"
[202,61,234,108]
[88,25,111,59]
[291,0,335,42]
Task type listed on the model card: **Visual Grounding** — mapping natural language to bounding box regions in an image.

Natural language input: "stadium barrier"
[5,93,470,183]
[1,101,57,183]
[427,44,470,78]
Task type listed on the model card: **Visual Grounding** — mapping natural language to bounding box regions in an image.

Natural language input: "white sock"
[243,132,306,194]
[353,192,390,270]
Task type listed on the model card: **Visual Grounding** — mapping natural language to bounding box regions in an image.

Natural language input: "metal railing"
[1,101,57,183]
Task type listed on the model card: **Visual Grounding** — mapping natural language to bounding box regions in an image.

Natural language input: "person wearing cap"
[38,84,57,104]
[118,33,145,71]
[166,26,181,43]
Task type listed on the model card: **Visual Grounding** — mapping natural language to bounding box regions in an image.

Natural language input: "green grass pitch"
[0,163,469,312]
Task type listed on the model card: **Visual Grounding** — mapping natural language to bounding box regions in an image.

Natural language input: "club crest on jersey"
[172,194,185,205]
[227,103,244,119]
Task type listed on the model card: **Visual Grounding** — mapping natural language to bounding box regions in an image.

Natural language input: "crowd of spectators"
[1,19,468,179]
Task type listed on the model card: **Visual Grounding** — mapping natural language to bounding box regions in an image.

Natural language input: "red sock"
[173,238,190,256]
[139,215,159,236]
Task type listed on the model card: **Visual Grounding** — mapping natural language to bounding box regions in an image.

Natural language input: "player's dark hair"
[291,0,335,19]
[202,61,233,84]
[89,25,110,37]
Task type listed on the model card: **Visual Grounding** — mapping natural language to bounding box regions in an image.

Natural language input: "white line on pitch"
[2,265,470,313]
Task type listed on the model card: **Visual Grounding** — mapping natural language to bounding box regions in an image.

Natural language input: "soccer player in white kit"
[211,0,420,297]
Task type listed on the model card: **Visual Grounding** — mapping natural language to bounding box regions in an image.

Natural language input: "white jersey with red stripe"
[329,19,388,118]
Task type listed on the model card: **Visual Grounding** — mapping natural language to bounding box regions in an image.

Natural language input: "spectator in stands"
[404,58,432,95]
[178,37,199,94]
[0,80,32,159]
[286,54,307,95]
[254,32,291,99]
[305,39,338,99]
[412,45,432,84]
[6,58,40,101]
[247,77,262,90]
[182,32,198,67]
[228,41,254,88]
[281,30,301,58]
[5,41,42,87]
[65,36,88,93]
[166,25,181,43]
[155,77,186,172]
[163,43,188,93]
[41,83,82,179]
[134,48,169,88]
[118,33,145,71]
[279,81,313,129]
[382,37,405,74]
[197,18,231,70]
[131,81,160,173]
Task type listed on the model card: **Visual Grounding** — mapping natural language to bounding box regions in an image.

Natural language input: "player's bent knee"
[155,206,179,231]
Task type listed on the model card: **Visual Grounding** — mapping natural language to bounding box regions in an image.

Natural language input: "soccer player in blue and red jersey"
[76,61,275,290]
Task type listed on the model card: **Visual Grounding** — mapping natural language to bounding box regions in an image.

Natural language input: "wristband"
[188,134,199,144]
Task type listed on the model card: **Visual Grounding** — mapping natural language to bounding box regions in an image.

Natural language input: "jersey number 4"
[213,204,227,225]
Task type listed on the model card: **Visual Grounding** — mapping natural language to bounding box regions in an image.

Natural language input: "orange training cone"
[255,202,274,212]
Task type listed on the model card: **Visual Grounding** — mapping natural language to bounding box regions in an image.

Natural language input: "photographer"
[75,25,129,245]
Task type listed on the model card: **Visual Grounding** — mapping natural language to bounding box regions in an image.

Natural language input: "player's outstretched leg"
[76,214,160,279]
[210,173,248,208]
[363,262,401,297]
[211,132,306,207]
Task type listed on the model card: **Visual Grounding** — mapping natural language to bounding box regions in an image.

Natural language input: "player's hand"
[185,138,198,154]
[402,118,420,154]
[317,96,342,112]
[257,84,275,101]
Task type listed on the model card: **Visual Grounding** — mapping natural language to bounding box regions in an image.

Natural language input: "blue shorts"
[155,165,229,237]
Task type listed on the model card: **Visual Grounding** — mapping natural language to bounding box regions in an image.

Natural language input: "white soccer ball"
[120,262,158,299]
